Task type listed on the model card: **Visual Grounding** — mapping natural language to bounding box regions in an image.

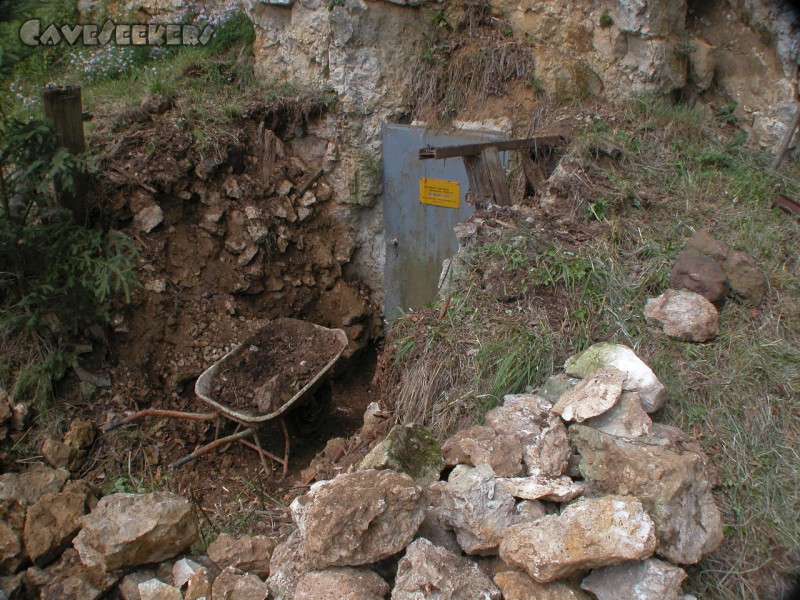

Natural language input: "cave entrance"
[382,123,506,319]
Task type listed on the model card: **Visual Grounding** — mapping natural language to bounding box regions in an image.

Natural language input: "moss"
[361,423,443,484]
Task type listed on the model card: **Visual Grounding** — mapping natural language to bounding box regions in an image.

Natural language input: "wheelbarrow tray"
[195,318,348,426]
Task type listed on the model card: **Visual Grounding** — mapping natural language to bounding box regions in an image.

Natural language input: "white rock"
[644,289,720,343]
[137,578,182,600]
[392,538,501,599]
[133,205,163,234]
[564,343,666,412]
[496,475,585,503]
[582,392,653,438]
[581,558,688,600]
[431,464,523,555]
[551,366,626,422]
[499,495,657,582]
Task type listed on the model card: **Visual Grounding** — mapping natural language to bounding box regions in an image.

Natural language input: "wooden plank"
[482,146,511,207]
[520,150,548,192]
[463,155,493,207]
[42,85,89,224]
[419,134,566,160]
[257,123,278,184]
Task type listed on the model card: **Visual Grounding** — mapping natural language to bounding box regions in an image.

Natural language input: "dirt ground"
[16,94,387,540]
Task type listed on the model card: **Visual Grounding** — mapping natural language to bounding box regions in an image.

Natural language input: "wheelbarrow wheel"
[288,380,332,436]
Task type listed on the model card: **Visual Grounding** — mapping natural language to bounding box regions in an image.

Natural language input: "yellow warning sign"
[420,178,460,209]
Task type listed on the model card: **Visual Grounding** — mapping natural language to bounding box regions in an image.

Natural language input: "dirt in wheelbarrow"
[213,321,342,414]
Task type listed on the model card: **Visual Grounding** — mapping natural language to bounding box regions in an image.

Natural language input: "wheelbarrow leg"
[238,420,291,480]
[104,409,217,432]
[169,428,256,468]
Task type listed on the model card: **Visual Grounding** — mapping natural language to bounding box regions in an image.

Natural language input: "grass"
[384,94,800,598]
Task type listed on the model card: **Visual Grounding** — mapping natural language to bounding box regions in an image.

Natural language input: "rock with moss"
[360,423,443,485]
[564,343,666,413]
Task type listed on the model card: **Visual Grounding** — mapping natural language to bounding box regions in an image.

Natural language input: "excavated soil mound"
[212,320,343,414]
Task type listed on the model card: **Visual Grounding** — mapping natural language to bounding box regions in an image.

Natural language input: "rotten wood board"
[419,134,567,160]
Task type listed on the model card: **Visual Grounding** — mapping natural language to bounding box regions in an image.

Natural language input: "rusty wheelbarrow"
[105,318,348,479]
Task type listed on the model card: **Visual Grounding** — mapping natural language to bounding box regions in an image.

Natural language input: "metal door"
[382,123,506,319]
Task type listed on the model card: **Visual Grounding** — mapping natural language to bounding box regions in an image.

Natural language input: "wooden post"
[771,105,800,171]
[42,85,89,224]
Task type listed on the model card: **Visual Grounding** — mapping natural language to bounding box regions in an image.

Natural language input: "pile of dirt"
[212,320,343,414]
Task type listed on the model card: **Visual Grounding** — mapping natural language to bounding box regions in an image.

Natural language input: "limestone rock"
[290,470,425,569]
[0,519,22,575]
[212,566,270,600]
[362,402,388,436]
[496,475,585,503]
[172,557,204,588]
[23,488,93,566]
[0,499,25,575]
[24,548,117,600]
[64,419,97,450]
[0,466,70,507]
[138,578,183,600]
[73,492,197,572]
[687,38,717,92]
[133,205,164,234]
[487,394,571,477]
[564,343,666,412]
[724,250,767,305]
[581,558,688,599]
[683,231,766,305]
[684,230,729,264]
[442,425,524,477]
[536,374,579,405]
[516,500,547,520]
[499,495,657,582]
[443,394,569,478]
[670,250,728,305]
[118,570,155,600]
[295,567,389,600]
[414,508,462,555]
[571,425,723,564]
[267,529,314,599]
[645,289,720,342]
[41,437,82,471]
[431,464,523,555]
[360,423,443,485]
[552,366,626,422]
[392,538,501,599]
[207,533,275,579]
[185,566,211,600]
[582,392,653,438]
[494,569,590,599]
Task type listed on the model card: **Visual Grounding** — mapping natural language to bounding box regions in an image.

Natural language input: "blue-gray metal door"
[382,124,506,319]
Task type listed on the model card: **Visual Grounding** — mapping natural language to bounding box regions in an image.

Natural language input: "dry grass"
[410,0,536,124]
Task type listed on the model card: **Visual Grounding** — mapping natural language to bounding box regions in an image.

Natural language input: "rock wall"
[79,0,800,303]
[244,0,431,298]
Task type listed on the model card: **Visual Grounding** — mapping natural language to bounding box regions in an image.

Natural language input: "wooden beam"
[419,134,566,160]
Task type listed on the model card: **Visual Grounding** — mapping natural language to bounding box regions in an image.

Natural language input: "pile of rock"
[1,342,722,599]
[645,230,767,342]
[264,341,722,599]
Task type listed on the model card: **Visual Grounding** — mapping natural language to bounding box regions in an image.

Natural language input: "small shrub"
[599,10,613,28]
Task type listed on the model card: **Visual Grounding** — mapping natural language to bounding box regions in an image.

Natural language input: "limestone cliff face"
[78,0,800,299]
[244,0,430,295]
